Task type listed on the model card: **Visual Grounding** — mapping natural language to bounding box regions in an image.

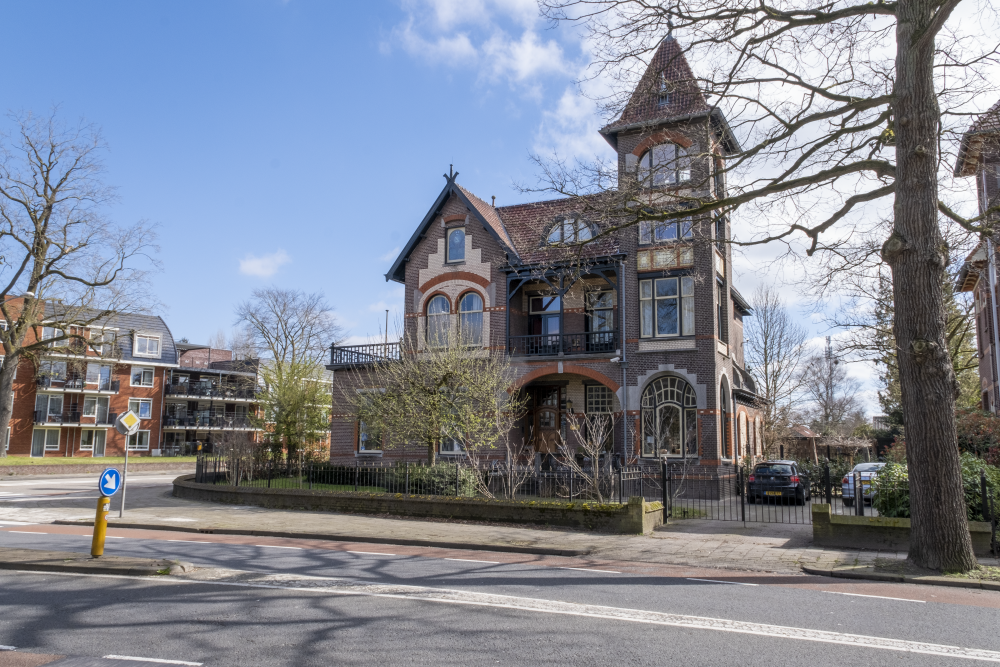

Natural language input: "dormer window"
[447,228,465,263]
[547,217,596,246]
[638,143,691,187]
[657,71,672,107]
[133,333,161,359]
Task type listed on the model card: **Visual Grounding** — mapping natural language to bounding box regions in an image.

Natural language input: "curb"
[0,549,194,577]
[802,564,1000,591]
[52,520,591,557]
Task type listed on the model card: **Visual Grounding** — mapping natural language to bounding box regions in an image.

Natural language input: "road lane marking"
[823,591,925,603]
[0,645,15,651]
[560,567,621,574]
[254,545,302,550]
[166,540,210,544]
[106,536,124,539]
[445,558,500,564]
[687,578,758,587]
[7,530,47,534]
[104,656,202,665]
[347,551,398,556]
[16,569,1000,662]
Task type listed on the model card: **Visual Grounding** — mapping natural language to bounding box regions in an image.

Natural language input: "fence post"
[661,460,668,522]
[569,470,574,501]
[854,472,863,516]
[405,461,410,495]
[666,467,672,518]
[824,463,832,505]
[267,461,272,489]
[780,444,784,459]
[982,470,991,522]
[308,464,312,490]
[639,468,644,501]
[354,458,359,492]
[618,468,624,504]
[739,466,745,524]
[455,462,460,497]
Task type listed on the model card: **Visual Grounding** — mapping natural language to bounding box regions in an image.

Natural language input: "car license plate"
[765,491,782,496]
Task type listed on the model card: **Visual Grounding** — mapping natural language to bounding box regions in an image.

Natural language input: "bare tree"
[744,286,807,455]
[0,111,158,455]
[235,287,343,460]
[537,0,997,571]
[799,337,864,438]
[557,412,615,503]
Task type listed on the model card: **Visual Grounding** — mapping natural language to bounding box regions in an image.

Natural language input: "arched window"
[638,143,691,187]
[739,412,748,460]
[447,228,465,262]
[426,295,450,347]
[720,378,731,460]
[458,292,483,346]
[547,217,596,245]
[641,376,697,458]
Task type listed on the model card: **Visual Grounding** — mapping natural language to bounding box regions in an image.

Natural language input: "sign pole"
[119,445,129,518]
[92,467,122,558]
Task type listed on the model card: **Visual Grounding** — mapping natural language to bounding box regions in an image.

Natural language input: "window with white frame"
[639,277,695,338]
[458,292,483,346]
[127,430,150,451]
[133,333,161,358]
[32,428,60,451]
[128,398,153,419]
[547,217,596,245]
[446,227,466,263]
[34,394,63,423]
[4,427,9,451]
[131,366,154,387]
[79,429,106,452]
[426,295,451,348]
[39,361,67,382]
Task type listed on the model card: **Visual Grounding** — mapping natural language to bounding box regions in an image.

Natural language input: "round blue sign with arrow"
[99,468,122,496]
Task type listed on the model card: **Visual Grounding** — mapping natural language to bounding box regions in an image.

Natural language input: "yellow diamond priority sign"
[115,410,141,436]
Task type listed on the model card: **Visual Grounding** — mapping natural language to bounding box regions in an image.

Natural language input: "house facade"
[955,98,1000,412]
[328,38,765,471]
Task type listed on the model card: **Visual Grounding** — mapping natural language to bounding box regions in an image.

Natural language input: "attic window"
[547,217,596,246]
[657,72,672,107]
[447,228,465,263]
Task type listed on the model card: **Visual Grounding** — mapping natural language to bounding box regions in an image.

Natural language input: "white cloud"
[239,249,291,278]
[380,246,402,262]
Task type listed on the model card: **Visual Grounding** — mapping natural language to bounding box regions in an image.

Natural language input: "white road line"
[0,521,32,526]
[106,536,124,539]
[104,656,202,665]
[687,578,759,587]
[445,558,500,564]
[0,645,15,651]
[254,545,302,550]
[560,567,621,574]
[15,569,1000,662]
[823,591,926,603]
[166,539,209,544]
[7,530,47,534]
[347,551,398,556]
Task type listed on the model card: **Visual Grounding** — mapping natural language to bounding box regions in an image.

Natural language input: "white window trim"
[130,366,155,387]
[128,397,154,420]
[445,227,466,264]
[127,430,151,451]
[133,333,162,359]
[34,427,60,451]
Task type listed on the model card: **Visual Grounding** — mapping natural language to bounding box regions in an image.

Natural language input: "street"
[2,473,1000,665]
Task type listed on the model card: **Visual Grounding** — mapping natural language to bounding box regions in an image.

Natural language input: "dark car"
[747,460,811,505]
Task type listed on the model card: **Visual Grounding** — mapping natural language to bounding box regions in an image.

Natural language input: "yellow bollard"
[91,495,111,558]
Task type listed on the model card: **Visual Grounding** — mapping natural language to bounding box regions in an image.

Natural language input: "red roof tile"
[495,194,622,265]
[456,184,516,251]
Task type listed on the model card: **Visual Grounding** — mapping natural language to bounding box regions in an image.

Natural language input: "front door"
[30,430,45,457]
[533,386,561,454]
[93,430,106,457]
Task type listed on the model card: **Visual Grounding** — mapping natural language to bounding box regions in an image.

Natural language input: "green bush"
[870,453,1000,521]
[386,463,479,497]
[794,458,853,485]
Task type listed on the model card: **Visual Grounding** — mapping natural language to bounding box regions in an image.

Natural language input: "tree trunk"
[887,0,977,571]
[427,441,436,466]
[0,356,15,457]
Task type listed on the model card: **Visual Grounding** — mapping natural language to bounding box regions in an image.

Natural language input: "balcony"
[508,331,618,357]
[35,376,119,393]
[165,384,259,400]
[328,342,400,369]
[34,410,116,426]
[163,415,257,430]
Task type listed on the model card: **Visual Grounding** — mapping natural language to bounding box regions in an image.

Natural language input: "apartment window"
[32,428,60,453]
[446,228,465,263]
[127,430,150,451]
[357,420,381,452]
[440,432,464,455]
[426,295,450,348]
[639,217,693,245]
[39,361,67,382]
[133,334,161,358]
[131,366,155,387]
[638,143,691,187]
[718,280,728,343]
[41,326,59,346]
[128,398,153,419]
[83,396,110,422]
[639,277,695,338]
[547,217,595,245]
[458,292,483,346]
[34,394,63,423]
[79,429,106,453]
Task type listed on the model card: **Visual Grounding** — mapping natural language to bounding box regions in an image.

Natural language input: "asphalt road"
[1,473,1000,666]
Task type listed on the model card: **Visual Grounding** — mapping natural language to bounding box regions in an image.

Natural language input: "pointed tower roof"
[599,36,739,153]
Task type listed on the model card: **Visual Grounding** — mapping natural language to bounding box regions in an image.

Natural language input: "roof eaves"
[453,185,520,261]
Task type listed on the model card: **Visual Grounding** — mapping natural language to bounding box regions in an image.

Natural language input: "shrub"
[870,453,1000,521]
[386,463,479,496]
[871,463,909,518]
[956,409,1000,457]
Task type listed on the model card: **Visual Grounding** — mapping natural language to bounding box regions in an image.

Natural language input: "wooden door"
[533,387,560,453]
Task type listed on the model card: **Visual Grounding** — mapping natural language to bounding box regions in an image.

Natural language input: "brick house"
[328,37,765,471]
[955,98,1000,412]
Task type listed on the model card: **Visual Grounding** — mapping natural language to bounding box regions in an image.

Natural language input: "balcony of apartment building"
[34,363,120,394]
[327,341,401,370]
[33,408,117,427]
[506,263,621,359]
[164,381,259,401]
[162,406,258,431]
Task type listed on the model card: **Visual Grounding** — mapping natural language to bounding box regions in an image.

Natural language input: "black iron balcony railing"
[164,415,256,429]
[34,410,117,425]
[329,342,401,368]
[165,384,259,400]
[35,376,119,393]
[508,331,618,357]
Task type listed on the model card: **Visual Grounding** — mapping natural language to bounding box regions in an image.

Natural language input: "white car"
[841,462,886,506]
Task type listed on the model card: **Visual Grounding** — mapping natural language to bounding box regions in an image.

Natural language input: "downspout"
[985,168,1000,414]
[620,259,628,464]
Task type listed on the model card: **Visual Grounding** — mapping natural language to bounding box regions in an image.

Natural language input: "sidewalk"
[3,484,997,575]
